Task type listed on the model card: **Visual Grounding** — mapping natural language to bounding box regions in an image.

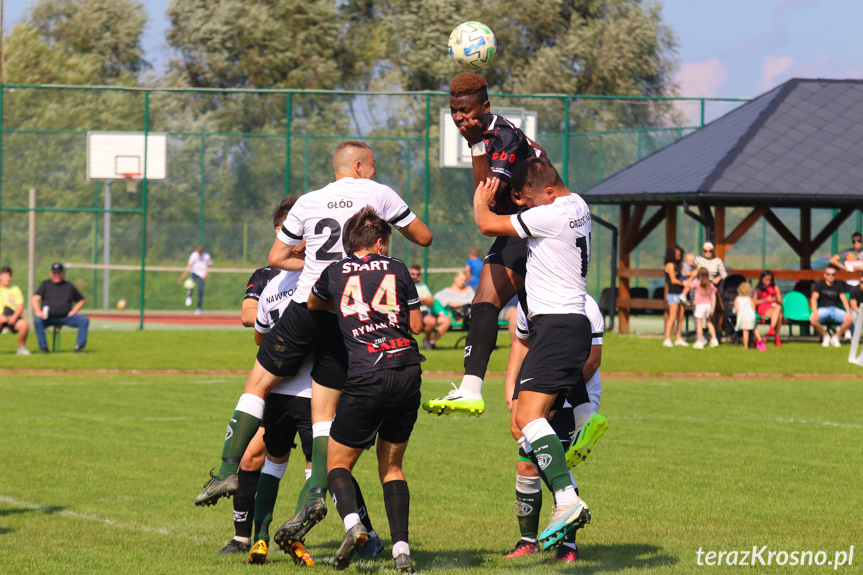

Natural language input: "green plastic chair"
[782,290,810,337]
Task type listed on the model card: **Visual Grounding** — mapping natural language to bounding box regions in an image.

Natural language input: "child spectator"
[734,282,765,351]
[754,270,783,346]
[682,268,718,349]
[681,252,697,280]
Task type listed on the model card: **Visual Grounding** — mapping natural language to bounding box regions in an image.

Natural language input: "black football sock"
[462,302,500,380]
[234,468,261,540]
[383,480,409,545]
[327,468,358,521]
[352,475,375,534]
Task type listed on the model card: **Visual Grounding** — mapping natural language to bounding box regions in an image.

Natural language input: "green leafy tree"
[27,0,148,80]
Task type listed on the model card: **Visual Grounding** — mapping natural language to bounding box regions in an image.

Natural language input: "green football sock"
[295,477,311,514]
[253,472,282,543]
[218,411,262,479]
[305,435,329,505]
[217,395,265,480]
[529,433,572,493]
[515,488,541,540]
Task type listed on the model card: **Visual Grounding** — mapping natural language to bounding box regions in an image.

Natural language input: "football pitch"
[1,331,861,574]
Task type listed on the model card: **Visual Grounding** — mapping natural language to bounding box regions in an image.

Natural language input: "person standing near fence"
[31,263,88,353]
[179,245,212,315]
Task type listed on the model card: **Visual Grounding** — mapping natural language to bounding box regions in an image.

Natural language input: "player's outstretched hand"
[474,177,499,208]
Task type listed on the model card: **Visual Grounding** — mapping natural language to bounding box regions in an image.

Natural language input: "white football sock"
[458,375,483,396]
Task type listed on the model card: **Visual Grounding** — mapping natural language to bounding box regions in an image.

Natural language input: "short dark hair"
[852,231,862,241]
[511,156,564,196]
[450,73,489,102]
[344,206,391,254]
[409,264,422,272]
[825,264,839,273]
[272,196,297,229]
[0,266,11,275]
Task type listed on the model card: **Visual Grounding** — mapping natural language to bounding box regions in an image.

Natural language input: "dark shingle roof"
[582,79,863,207]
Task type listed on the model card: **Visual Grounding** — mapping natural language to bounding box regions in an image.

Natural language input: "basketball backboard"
[87,131,168,181]
[440,107,538,169]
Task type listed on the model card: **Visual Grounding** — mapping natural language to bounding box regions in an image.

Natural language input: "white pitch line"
[0,495,205,540]
[775,417,863,429]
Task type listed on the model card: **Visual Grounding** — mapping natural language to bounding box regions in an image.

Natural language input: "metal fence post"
[423,93,430,274]
[285,93,292,197]
[562,96,570,186]
[139,90,149,330]
[199,134,205,244]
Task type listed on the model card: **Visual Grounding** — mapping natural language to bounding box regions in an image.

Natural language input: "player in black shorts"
[308,206,424,573]
[423,72,545,417]
[217,197,296,556]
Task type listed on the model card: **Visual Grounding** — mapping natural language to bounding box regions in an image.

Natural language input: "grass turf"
[1,357,861,573]
[2,327,861,375]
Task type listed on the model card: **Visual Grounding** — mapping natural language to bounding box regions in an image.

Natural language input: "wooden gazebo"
[581,78,863,333]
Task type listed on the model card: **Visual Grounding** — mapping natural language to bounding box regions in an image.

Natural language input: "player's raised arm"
[473,177,517,237]
[269,237,306,271]
[397,218,433,247]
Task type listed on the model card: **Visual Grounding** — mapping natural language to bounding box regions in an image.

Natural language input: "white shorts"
[694,303,712,320]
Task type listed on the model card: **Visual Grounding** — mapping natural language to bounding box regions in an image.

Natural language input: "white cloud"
[674,58,728,98]
[760,56,796,91]
[758,55,863,92]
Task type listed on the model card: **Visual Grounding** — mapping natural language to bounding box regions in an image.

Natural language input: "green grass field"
[1,330,861,574]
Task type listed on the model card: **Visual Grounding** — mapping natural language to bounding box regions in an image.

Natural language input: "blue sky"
[3,0,862,99]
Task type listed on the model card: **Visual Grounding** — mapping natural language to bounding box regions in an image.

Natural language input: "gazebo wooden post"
[618,204,632,334]
[714,204,726,259]
[665,204,677,248]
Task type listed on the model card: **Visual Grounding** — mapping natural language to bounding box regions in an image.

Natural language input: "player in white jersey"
[504,296,607,563]
[195,142,432,548]
[473,156,592,549]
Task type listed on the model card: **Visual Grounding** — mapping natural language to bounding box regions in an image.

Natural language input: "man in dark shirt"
[308,206,423,574]
[809,265,853,347]
[31,263,89,353]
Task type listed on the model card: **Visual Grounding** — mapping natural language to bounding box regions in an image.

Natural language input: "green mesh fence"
[12,85,851,324]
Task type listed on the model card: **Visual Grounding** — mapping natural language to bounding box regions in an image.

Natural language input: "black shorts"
[261,394,313,460]
[485,235,527,277]
[2,311,20,333]
[517,314,591,407]
[256,301,348,390]
[330,364,422,449]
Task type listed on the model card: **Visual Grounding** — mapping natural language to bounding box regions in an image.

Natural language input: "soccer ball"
[448,21,496,71]
[116,299,127,310]
[183,278,196,290]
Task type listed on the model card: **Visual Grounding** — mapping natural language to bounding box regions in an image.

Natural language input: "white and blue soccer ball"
[448,21,497,71]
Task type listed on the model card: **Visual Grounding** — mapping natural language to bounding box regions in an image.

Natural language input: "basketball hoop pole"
[103,180,111,310]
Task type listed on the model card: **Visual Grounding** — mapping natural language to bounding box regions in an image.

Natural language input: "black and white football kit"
[244,266,281,302]
[256,177,419,390]
[481,114,545,274]
[255,270,313,461]
[312,253,424,448]
[509,193,592,406]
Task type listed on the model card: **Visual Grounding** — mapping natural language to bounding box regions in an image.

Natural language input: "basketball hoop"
[122,173,141,193]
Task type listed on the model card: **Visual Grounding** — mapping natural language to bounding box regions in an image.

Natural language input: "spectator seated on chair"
[426,271,474,349]
[31,263,89,354]
[0,266,31,355]
[754,270,783,346]
[809,265,853,348]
